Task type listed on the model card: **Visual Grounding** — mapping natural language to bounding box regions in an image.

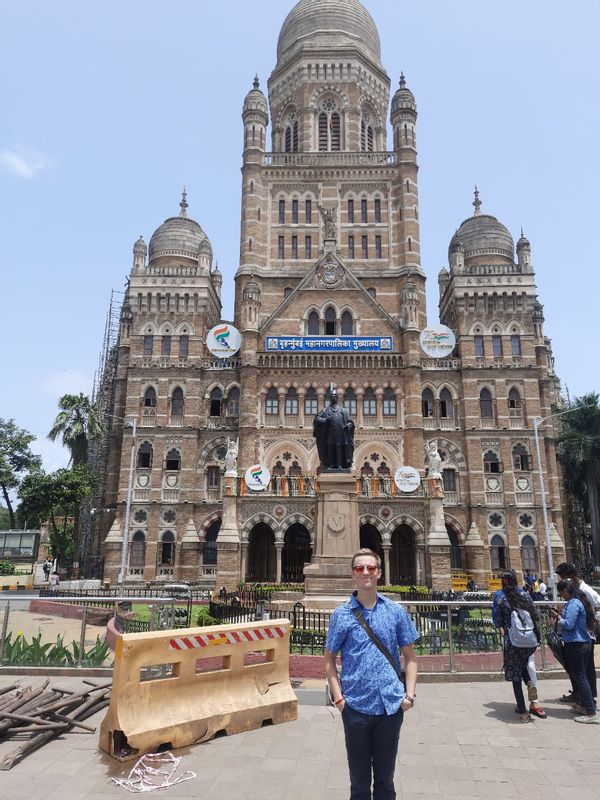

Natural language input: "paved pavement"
[1,676,599,800]
[1,610,107,646]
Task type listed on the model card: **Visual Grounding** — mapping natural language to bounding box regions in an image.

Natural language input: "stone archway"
[246,523,276,582]
[359,523,384,584]
[282,523,312,583]
[390,524,416,585]
[446,524,463,570]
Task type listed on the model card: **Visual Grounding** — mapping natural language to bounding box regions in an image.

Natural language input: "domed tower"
[132,236,147,273]
[270,0,389,153]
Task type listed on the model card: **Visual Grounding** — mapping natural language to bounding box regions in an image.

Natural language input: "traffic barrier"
[99,618,297,760]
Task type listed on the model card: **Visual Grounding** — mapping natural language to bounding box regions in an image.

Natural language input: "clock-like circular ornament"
[316,262,343,288]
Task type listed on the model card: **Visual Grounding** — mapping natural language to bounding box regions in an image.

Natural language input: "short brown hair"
[351,548,381,569]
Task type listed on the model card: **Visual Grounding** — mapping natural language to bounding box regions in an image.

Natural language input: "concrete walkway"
[0,676,599,800]
[2,610,107,646]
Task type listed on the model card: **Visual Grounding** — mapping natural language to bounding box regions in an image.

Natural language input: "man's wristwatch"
[404,694,416,706]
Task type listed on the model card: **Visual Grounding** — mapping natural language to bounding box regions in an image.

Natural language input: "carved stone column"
[381,541,391,585]
[275,541,284,584]
[427,476,451,591]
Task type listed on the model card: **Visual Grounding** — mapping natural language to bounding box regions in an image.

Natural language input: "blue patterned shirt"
[325,593,419,715]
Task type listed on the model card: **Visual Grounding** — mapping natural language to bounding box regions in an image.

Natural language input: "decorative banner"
[266,336,392,352]
[419,325,456,359]
[244,464,271,492]
[394,466,421,493]
[207,324,242,358]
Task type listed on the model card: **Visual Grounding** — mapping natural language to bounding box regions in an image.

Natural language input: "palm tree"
[557,393,600,564]
[48,393,104,467]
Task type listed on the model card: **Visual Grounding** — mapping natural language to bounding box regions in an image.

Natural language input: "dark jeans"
[566,642,597,701]
[564,642,595,715]
[342,703,403,800]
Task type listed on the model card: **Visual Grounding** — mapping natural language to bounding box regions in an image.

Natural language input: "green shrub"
[0,561,15,576]
[379,585,431,594]
[196,607,219,627]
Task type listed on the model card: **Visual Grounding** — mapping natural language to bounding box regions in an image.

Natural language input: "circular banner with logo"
[394,466,421,493]
[206,324,242,358]
[244,464,271,492]
[419,325,456,359]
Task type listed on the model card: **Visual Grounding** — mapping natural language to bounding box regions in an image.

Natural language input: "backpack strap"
[351,607,403,682]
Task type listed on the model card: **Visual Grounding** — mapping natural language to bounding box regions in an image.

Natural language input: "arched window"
[209,387,223,417]
[318,108,340,151]
[361,117,374,152]
[447,527,462,569]
[226,387,240,416]
[343,387,357,416]
[272,460,285,477]
[377,461,391,477]
[479,388,494,418]
[265,387,279,416]
[307,311,320,335]
[491,534,507,570]
[511,334,522,356]
[285,387,299,416]
[508,388,522,410]
[143,334,154,356]
[284,120,299,153]
[442,469,457,493]
[207,465,221,492]
[341,311,353,335]
[512,444,530,471]
[137,442,153,469]
[143,387,157,408]
[289,460,302,477]
[161,334,171,356]
[483,450,501,474]
[363,387,376,417]
[324,306,336,335]
[421,388,434,418]
[171,387,184,416]
[440,388,453,419]
[165,449,181,471]
[159,531,175,566]
[130,531,146,569]
[360,462,374,477]
[521,535,538,572]
[305,387,318,415]
[382,387,396,417]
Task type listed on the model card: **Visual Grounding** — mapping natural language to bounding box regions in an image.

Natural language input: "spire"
[179,187,188,218]
[399,72,406,87]
[473,185,481,216]
[253,74,260,90]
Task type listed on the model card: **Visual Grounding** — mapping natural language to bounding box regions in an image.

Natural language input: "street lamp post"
[117,418,137,587]
[533,404,588,597]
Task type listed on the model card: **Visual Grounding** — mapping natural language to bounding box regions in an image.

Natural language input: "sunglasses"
[352,565,379,575]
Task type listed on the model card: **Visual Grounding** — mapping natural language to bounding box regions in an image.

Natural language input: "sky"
[1,0,599,477]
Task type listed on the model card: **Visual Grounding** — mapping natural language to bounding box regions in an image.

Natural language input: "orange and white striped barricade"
[99,618,297,760]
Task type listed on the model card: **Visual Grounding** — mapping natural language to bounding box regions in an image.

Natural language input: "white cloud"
[0,144,52,179]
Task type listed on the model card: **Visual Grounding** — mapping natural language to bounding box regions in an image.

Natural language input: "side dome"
[391,74,416,115]
[243,76,268,115]
[148,192,211,263]
[277,0,382,68]
[448,191,514,264]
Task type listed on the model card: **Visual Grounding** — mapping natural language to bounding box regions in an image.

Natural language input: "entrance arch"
[282,523,312,583]
[247,523,276,582]
[359,523,384,583]
[203,519,221,566]
[390,524,416,585]
[446,524,463,569]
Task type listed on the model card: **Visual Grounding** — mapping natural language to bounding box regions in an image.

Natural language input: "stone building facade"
[100,0,566,590]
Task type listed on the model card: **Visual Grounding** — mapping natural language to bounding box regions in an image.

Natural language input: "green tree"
[18,466,97,567]
[557,393,600,564]
[48,393,103,467]
[0,419,42,528]
[0,506,10,529]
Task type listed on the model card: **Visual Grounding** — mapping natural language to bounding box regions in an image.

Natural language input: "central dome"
[277,0,382,68]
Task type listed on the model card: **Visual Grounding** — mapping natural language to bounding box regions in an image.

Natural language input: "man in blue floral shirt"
[324,548,419,800]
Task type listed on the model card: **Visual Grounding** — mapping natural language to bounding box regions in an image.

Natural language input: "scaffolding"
[79,288,124,578]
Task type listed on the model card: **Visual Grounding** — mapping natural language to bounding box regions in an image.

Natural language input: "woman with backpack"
[550,580,598,724]
[496,570,545,722]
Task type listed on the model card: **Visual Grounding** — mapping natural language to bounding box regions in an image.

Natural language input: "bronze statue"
[313,387,355,469]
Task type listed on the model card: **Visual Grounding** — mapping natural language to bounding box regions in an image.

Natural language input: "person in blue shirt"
[324,548,419,800]
[550,579,598,723]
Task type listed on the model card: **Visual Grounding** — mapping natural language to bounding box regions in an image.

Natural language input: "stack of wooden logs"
[0,680,111,770]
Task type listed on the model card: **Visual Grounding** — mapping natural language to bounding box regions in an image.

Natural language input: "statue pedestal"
[303,471,360,597]
[427,477,451,591]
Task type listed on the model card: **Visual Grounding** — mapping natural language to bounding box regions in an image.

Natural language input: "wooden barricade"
[99,618,297,760]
